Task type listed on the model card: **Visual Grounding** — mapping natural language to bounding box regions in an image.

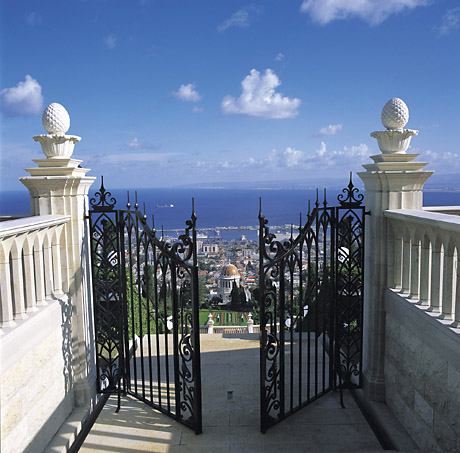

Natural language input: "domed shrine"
[217,264,241,304]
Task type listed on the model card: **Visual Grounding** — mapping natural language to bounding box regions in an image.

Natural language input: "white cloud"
[186,142,369,176]
[275,142,368,169]
[89,152,180,165]
[173,83,201,102]
[300,0,429,25]
[192,106,204,113]
[275,53,285,62]
[317,123,343,136]
[125,137,159,150]
[436,7,460,37]
[77,141,372,188]
[218,6,259,31]
[126,138,141,149]
[0,75,43,116]
[420,149,460,165]
[104,35,117,49]
[221,69,301,119]
[284,147,304,167]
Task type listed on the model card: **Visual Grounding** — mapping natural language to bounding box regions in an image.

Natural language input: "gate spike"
[323,188,328,207]
[315,188,319,208]
[307,199,311,216]
[299,212,302,234]
[127,191,131,210]
[258,197,264,219]
[191,197,197,228]
[134,191,138,210]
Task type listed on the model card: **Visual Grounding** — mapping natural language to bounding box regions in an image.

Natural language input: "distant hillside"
[177,174,460,192]
[178,176,359,190]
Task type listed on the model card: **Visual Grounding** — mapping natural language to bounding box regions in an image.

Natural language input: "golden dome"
[220,264,239,277]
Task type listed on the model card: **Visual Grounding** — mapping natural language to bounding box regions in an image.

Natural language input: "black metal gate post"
[259,176,365,433]
[334,176,366,400]
[88,178,125,411]
[89,180,202,434]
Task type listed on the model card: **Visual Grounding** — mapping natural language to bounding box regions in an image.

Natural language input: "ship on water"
[156,203,174,208]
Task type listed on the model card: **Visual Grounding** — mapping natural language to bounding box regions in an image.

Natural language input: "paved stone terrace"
[80,334,388,452]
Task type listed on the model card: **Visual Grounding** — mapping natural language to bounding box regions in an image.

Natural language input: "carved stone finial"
[381,98,409,131]
[34,102,81,158]
[371,98,418,154]
[42,103,70,134]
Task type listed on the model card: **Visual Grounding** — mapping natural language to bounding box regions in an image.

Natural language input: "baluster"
[441,238,455,319]
[419,235,432,306]
[11,236,27,320]
[34,232,47,306]
[43,231,54,299]
[430,238,443,313]
[59,226,69,294]
[0,241,15,327]
[390,221,403,290]
[453,245,460,326]
[409,229,421,300]
[52,228,63,295]
[23,235,37,312]
[401,227,411,295]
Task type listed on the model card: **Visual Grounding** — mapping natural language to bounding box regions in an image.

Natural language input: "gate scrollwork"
[89,180,202,434]
[259,177,365,433]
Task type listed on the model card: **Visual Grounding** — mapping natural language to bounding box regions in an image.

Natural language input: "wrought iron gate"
[89,179,202,434]
[259,176,365,432]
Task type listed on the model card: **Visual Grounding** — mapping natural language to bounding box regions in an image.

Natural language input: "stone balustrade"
[386,208,460,326]
[199,324,261,334]
[383,208,460,450]
[0,214,70,329]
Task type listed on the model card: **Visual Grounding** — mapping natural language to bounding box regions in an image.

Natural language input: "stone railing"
[424,206,460,216]
[385,208,460,326]
[211,324,259,334]
[0,214,70,329]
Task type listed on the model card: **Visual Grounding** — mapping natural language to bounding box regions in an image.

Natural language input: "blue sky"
[1,0,459,190]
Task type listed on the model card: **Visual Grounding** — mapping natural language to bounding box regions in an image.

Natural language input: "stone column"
[20,103,97,407]
[357,98,433,401]
[207,313,214,334]
[247,312,254,333]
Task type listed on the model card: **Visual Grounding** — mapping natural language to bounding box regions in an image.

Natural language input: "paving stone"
[80,335,384,452]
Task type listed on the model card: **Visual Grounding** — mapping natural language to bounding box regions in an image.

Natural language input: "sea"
[2,187,460,242]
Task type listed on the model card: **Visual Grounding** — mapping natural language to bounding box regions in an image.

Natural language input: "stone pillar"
[20,103,97,407]
[357,98,433,401]
[247,312,254,333]
[207,313,214,334]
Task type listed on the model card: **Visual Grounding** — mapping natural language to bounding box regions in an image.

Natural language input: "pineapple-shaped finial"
[381,98,409,131]
[42,102,70,135]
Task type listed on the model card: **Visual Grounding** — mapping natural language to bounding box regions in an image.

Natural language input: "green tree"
[211,295,223,308]
[198,276,209,305]
[230,281,247,310]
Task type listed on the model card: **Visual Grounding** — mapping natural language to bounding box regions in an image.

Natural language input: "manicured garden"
[199,309,250,327]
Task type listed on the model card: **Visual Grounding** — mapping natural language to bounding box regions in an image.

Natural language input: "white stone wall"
[384,289,460,451]
[0,299,73,453]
